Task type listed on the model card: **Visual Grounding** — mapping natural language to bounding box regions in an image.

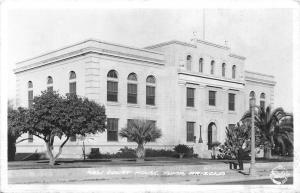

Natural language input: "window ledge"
[106,102,121,106]
[205,107,223,113]
[146,105,157,109]
[186,107,197,111]
[228,111,237,115]
[127,104,140,108]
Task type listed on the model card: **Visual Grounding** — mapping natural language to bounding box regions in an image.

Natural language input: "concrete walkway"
[8,160,293,184]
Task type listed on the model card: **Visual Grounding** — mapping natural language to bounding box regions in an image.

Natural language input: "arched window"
[199,58,203,73]
[260,93,266,109]
[232,65,236,79]
[127,73,138,104]
[47,76,53,92]
[210,60,215,75]
[146,75,156,105]
[186,55,192,71]
[222,63,226,77]
[69,71,76,95]
[107,70,118,102]
[249,91,256,98]
[249,91,256,107]
[28,81,33,108]
[28,81,33,89]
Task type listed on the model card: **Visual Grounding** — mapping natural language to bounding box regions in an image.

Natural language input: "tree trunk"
[45,141,56,166]
[136,143,145,162]
[264,147,272,159]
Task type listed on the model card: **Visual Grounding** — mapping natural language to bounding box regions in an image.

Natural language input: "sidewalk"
[8,161,293,184]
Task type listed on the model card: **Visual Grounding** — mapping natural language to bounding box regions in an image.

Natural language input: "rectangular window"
[127,83,137,104]
[146,86,155,105]
[107,81,118,102]
[228,93,235,111]
[127,119,135,142]
[147,120,157,142]
[47,86,53,92]
[69,82,76,95]
[107,118,118,142]
[28,90,33,109]
[28,133,33,143]
[70,134,76,142]
[186,122,195,142]
[209,91,216,106]
[186,88,195,107]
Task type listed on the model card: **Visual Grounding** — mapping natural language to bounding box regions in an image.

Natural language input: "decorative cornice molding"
[229,53,246,60]
[14,47,165,74]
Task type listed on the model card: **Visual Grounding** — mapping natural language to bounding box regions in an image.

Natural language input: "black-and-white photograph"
[0,1,299,192]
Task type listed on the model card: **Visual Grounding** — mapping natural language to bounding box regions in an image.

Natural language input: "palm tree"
[119,119,162,162]
[240,106,293,159]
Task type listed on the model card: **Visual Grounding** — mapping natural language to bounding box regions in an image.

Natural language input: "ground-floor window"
[107,118,118,141]
[186,122,195,142]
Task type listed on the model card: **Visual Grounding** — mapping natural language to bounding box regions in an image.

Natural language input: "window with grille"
[146,76,156,105]
[146,86,155,105]
[186,122,195,142]
[107,70,118,102]
[107,81,118,102]
[107,118,118,141]
[127,83,137,104]
[209,91,216,106]
[186,87,195,107]
[127,119,135,142]
[228,93,235,111]
[69,82,76,95]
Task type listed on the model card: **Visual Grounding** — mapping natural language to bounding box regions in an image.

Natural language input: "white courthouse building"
[14,38,276,158]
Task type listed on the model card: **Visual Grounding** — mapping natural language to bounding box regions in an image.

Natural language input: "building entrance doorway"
[207,122,217,150]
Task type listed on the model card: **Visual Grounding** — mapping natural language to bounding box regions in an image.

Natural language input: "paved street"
[8,159,293,185]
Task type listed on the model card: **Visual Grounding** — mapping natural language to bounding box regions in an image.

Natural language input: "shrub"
[145,148,175,157]
[174,144,190,154]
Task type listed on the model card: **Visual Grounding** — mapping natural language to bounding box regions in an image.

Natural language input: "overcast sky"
[6,8,293,111]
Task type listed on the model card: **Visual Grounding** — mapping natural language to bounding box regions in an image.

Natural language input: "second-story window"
[28,81,33,109]
[222,63,226,77]
[69,71,76,95]
[186,87,195,107]
[146,75,156,105]
[199,58,203,73]
[228,93,235,111]
[47,76,53,92]
[232,65,236,79]
[107,70,118,102]
[209,90,216,106]
[210,60,215,75]
[127,73,138,104]
[186,55,192,71]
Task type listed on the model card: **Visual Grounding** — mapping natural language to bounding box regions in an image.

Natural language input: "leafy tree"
[240,106,293,158]
[22,90,106,165]
[7,105,28,161]
[119,119,162,162]
[223,122,260,170]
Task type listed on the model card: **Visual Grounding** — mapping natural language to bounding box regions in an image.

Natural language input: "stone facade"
[14,39,276,158]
